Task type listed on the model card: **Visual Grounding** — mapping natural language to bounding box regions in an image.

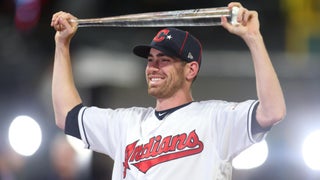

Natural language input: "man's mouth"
[151,77,162,82]
[149,76,165,85]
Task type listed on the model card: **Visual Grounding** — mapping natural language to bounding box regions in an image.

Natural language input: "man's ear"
[185,62,199,81]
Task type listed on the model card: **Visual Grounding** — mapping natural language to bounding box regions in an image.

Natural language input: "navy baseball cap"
[133,28,202,66]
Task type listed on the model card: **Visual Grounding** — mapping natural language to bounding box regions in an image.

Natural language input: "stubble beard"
[147,72,185,99]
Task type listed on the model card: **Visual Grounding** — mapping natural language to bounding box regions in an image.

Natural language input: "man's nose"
[148,60,160,69]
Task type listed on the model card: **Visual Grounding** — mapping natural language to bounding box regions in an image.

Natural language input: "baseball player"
[51,2,286,180]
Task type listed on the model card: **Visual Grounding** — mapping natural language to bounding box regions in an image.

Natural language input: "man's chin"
[148,88,163,98]
[147,89,157,97]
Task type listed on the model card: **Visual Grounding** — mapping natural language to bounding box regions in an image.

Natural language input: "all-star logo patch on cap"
[133,28,202,66]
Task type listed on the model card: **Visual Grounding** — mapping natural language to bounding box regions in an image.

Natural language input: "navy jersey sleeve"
[251,102,272,135]
[65,103,83,139]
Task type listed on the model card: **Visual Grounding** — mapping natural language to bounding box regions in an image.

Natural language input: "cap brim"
[133,45,151,59]
[133,44,177,59]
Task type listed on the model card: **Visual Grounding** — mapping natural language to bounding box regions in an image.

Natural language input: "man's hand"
[221,2,261,41]
[51,11,78,44]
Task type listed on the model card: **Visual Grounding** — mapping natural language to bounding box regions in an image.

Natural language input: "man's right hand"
[51,11,78,44]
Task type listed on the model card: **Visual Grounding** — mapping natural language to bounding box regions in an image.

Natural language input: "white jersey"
[75,99,266,180]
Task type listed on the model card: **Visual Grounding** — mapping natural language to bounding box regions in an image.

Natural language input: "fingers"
[51,11,77,32]
[227,2,257,26]
[221,2,260,38]
[220,16,233,30]
[51,11,64,30]
[238,9,257,26]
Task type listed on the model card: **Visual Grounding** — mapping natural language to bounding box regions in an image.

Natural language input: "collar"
[154,101,193,120]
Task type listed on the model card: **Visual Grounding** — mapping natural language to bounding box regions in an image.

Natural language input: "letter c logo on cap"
[153,29,170,42]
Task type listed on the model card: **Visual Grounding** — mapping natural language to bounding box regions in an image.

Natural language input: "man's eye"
[161,59,170,62]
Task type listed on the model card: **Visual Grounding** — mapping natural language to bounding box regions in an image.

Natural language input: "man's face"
[145,48,187,99]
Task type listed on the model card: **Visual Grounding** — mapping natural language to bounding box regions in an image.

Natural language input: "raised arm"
[221,2,286,128]
[51,12,82,130]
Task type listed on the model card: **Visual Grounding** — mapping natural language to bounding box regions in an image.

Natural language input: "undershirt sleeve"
[65,103,83,139]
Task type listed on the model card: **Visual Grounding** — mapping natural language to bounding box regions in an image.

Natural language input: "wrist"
[55,37,71,48]
[243,32,264,50]
[243,31,263,43]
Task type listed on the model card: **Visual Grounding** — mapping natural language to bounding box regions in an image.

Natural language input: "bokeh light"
[232,140,269,169]
[66,135,92,168]
[302,130,320,170]
[8,115,42,156]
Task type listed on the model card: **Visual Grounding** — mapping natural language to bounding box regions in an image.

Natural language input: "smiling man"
[51,2,286,180]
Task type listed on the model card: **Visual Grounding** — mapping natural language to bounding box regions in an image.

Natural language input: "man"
[51,2,286,180]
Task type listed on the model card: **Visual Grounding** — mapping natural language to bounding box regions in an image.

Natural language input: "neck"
[155,92,193,111]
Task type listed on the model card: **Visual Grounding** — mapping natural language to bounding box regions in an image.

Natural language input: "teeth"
[151,78,162,82]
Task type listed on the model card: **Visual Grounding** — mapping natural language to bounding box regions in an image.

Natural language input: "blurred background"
[0,0,320,179]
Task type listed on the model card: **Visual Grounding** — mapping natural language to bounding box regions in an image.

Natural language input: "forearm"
[52,42,82,130]
[245,34,286,128]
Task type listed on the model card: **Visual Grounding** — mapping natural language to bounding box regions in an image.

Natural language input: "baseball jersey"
[65,99,269,180]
